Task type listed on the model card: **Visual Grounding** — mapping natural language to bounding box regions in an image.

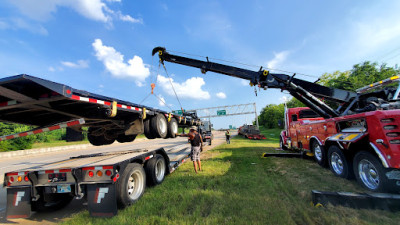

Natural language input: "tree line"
[257,62,400,129]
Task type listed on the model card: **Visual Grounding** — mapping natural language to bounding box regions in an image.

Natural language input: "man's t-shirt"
[191,133,201,147]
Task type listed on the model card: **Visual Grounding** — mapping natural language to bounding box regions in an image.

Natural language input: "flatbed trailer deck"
[0,74,202,146]
[3,144,192,218]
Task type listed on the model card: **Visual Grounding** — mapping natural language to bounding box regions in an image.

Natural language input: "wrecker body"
[153,46,400,193]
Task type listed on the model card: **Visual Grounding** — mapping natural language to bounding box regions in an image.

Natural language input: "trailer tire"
[353,151,390,192]
[145,154,166,186]
[116,163,146,208]
[151,114,168,138]
[144,119,156,139]
[311,141,327,167]
[279,137,288,150]
[32,193,74,212]
[208,138,212,146]
[88,127,106,146]
[117,134,137,143]
[328,145,353,179]
[167,118,178,138]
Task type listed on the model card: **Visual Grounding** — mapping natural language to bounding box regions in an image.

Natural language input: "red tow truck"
[153,47,400,193]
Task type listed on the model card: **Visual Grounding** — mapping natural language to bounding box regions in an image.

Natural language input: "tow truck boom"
[152,47,357,118]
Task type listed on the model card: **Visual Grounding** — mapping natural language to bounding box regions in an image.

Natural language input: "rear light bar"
[83,166,114,180]
[6,171,30,186]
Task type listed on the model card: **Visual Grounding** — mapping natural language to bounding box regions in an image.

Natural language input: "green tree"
[0,123,35,151]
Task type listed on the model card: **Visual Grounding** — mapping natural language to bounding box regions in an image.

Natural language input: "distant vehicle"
[238,125,266,140]
[198,120,213,145]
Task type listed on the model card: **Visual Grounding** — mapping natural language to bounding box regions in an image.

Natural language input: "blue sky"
[1,0,400,129]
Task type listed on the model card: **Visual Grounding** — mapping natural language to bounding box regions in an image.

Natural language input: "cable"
[161,63,184,111]
[153,92,173,111]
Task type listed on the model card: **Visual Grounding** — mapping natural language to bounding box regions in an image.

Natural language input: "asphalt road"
[0,131,230,224]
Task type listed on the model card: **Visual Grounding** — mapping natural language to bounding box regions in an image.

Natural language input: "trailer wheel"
[279,137,288,150]
[32,193,74,212]
[144,119,156,139]
[167,118,178,138]
[116,163,146,208]
[88,127,106,146]
[353,151,389,192]
[145,154,166,186]
[328,145,353,179]
[311,141,327,167]
[150,114,168,138]
[117,134,137,143]
[208,138,212,146]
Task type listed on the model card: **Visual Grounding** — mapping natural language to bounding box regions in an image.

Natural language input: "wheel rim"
[314,144,322,161]
[159,118,167,133]
[127,170,144,200]
[331,152,344,175]
[280,139,283,149]
[172,122,178,134]
[155,158,166,182]
[358,159,380,190]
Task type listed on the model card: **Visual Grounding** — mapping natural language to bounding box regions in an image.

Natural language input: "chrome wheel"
[358,159,380,190]
[159,118,167,134]
[314,144,322,161]
[172,121,178,134]
[155,158,166,182]
[127,170,145,200]
[331,152,344,175]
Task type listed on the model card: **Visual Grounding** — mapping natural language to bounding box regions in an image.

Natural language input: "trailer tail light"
[389,139,400,144]
[83,165,113,180]
[386,132,400,137]
[381,118,394,123]
[384,125,397,130]
[112,173,120,182]
[88,171,94,177]
[105,170,112,176]
[96,170,103,177]
[24,176,29,182]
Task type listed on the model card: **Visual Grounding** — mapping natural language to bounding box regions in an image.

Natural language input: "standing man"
[189,126,203,173]
[225,130,231,144]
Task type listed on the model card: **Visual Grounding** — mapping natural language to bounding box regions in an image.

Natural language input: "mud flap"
[6,187,32,219]
[87,183,117,217]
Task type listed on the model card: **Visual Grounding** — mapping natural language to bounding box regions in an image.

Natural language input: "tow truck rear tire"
[145,154,166,186]
[167,118,178,138]
[328,145,353,179]
[353,151,389,192]
[144,119,156,139]
[311,141,327,167]
[116,163,146,208]
[117,134,137,143]
[151,114,168,138]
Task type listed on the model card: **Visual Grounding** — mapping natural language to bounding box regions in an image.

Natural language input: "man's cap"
[189,126,197,130]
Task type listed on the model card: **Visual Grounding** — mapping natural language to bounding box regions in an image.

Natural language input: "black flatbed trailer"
[3,144,192,218]
[0,74,202,145]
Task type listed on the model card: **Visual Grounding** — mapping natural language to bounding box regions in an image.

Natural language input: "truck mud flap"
[6,187,32,219]
[311,190,400,211]
[87,183,117,217]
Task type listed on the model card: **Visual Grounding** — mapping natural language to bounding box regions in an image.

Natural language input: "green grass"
[62,128,400,225]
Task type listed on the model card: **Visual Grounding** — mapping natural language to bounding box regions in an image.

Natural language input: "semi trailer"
[0,74,202,146]
[152,46,400,193]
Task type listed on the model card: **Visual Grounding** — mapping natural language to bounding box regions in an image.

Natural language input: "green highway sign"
[173,110,183,115]
[217,110,226,115]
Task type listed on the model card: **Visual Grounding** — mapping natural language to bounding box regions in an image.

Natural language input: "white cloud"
[158,94,166,106]
[279,96,290,103]
[0,18,48,35]
[48,66,56,72]
[61,60,89,69]
[266,51,290,69]
[216,92,226,99]
[157,75,210,100]
[116,11,142,24]
[240,80,249,86]
[7,0,141,25]
[92,39,150,86]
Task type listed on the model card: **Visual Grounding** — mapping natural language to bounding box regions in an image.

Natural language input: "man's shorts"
[191,146,201,161]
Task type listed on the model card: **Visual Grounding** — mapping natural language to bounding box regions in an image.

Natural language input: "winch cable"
[161,62,185,112]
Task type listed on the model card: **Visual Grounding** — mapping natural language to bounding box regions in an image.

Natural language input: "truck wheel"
[32,193,74,212]
[208,139,212,145]
[116,163,146,208]
[279,137,288,150]
[88,127,106,146]
[311,141,327,167]
[144,119,156,139]
[353,151,389,192]
[151,114,168,138]
[328,145,353,179]
[117,134,137,143]
[145,154,166,186]
[167,118,178,138]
